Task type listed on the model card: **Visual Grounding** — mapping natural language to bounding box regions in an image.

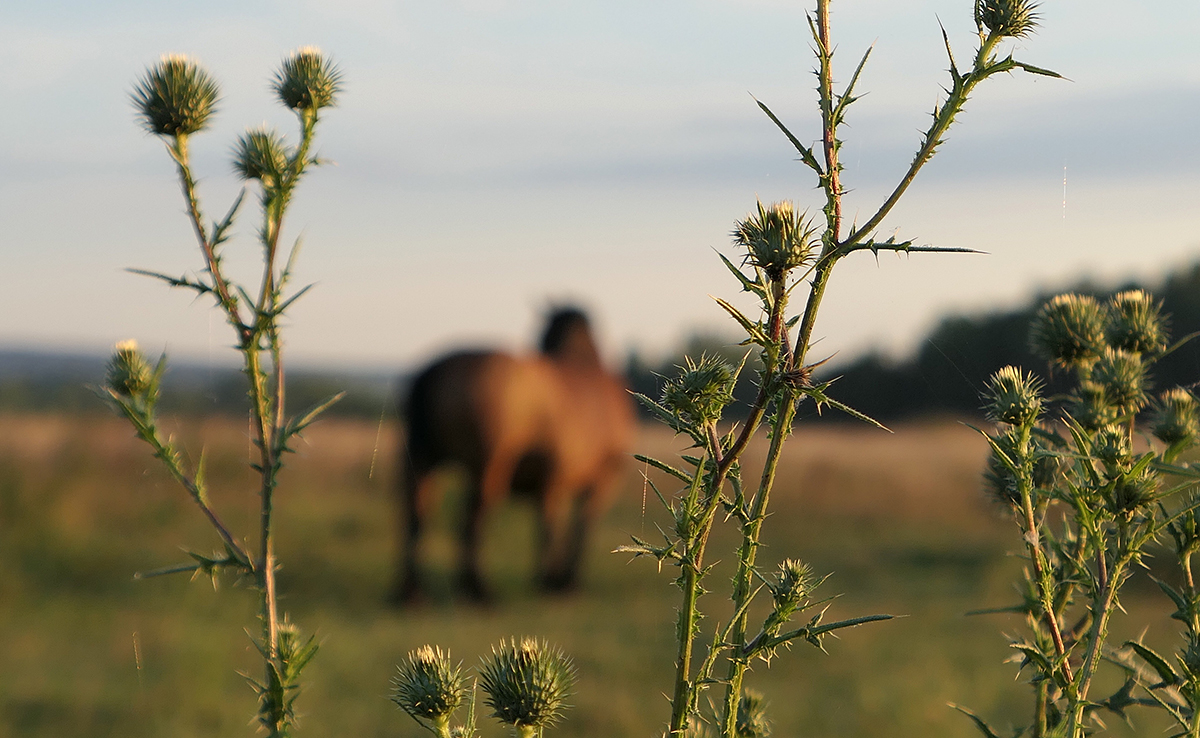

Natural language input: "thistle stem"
[720,393,796,737]
[844,32,1002,246]
[1069,557,1127,737]
[169,135,246,335]
[1015,424,1073,685]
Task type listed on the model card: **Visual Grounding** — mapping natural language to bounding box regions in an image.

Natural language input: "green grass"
[0,414,1183,737]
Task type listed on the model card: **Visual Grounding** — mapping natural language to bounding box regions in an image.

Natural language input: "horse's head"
[540,307,601,366]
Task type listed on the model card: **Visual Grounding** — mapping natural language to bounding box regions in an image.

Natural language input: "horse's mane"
[540,307,600,366]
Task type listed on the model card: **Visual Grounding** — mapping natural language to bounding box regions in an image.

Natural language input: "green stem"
[814,0,841,244]
[844,32,1002,247]
[719,393,797,737]
[116,398,249,566]
[170,134,247,337]
[1015,423,1073,686]
[669,452,715,735]
[1068,557,1126,737]
[1035,680,1048,738]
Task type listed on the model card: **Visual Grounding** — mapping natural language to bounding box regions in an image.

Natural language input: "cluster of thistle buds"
[983,290,1193,515]
[1028,290,1167,425]
[972,289,1200,736]
[391,639,575,738]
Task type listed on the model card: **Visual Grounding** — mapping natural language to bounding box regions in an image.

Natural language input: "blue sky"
[1,1,1198,370]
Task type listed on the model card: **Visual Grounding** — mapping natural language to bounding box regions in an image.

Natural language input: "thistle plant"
[392,640,574,738]
[392,646,470,738]
[106,49,343,737]
[618,0,1056,735]
[966,289,1200,738]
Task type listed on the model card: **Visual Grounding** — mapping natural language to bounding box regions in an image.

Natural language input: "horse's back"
[404,350,559,470]
[543,362,636,485]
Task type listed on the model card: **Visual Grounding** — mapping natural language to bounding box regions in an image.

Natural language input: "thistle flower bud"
[1106,290,1167,356]
[479,638,574,731]
[1153,388,1200,447]
[732,201,817,280]
[1091,425,1131,473]
[1029,294,1105,370]
[1071,382,1119,432]
[1109,467,1158,517]
[769,559,813,619]
[983,366,1043,426]
[974,0,1040,39]
[1092,348,1148,414]
[273,47,342,112]
[107,340,152,397]
[131,55,219,137]
[233,127,289,183]
[391,646,466,728]
[735,690,772,738]
[661,355,736,427]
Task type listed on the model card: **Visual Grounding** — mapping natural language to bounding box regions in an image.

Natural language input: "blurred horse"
[389,308,635,604]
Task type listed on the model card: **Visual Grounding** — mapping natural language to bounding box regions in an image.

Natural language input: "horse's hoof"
[458,572,495,605]
[386,578,426,608]
[538,572,578,595]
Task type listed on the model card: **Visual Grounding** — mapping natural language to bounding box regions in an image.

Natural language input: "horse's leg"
[389,450,434,605]
[537,477,576,592]
[458,448,516,602]
[551,491,592,591]
[547,464,621,591]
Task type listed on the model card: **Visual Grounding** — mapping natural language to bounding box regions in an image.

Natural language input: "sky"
[1,1,1198,372]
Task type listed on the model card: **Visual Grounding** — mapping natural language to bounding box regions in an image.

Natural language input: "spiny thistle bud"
[131,55,219,137]
[769,559,813,619]
[1029,294,1105,370]
[983,366,1043,426]
[1071,382,1119,431]
[1153,388,1200,447]
[1091,425,1131,474]
[479,638,575,731]
[735,690,772,738]
[233,127,289,183]
[732,200,818,281]
[1169,509,1200,559]
[391,646,466,727]
[1106,290,1167,356]
[1108,467,1158,517]
[661,355,736,427]
[974,0,1040,39]
[107,340,152,397]
[273,47,342,112]
[1092,348,1148,414]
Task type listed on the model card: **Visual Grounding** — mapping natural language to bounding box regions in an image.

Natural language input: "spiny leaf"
[753,97,823,175]
[948,703,1002,738]
[1012,60,1064,79]
[712,296,768,345]
[1123,640,1180,687]
[634,454,693,485]
[126,268,214,295]
[717,251,766,298]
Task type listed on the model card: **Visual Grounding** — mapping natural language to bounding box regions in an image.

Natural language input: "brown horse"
[389,308,635,604]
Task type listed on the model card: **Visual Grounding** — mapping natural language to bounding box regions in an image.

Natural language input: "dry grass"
[0,412,1181,737]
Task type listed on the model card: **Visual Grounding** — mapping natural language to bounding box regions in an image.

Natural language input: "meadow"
[0,411,1186,737]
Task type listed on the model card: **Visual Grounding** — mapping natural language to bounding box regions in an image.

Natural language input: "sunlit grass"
[0,413,1183,737]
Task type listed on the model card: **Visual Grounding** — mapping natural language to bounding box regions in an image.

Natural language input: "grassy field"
[0,413,1185,737]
